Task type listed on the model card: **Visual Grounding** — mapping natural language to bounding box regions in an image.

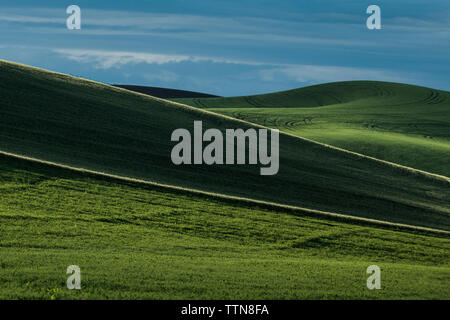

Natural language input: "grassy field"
[0,60,449,300]
[0,154,449,299]
[174,81,450,177]
[1,61,449,231]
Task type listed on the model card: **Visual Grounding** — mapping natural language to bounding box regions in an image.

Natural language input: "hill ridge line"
[1,149,449,236]
[204,80,449,100]
[2,59,449,183]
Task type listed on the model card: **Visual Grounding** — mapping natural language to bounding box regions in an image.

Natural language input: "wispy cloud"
[53,47,409,85]
[259,65,410,84]
[53,49,265,69]
[55,49,190,69]
[4,7,448,48]
[0,14,63,24]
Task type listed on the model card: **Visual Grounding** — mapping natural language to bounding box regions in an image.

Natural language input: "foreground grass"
[174,81,450,177]
[1,61,450,231]
[0,155,449,299]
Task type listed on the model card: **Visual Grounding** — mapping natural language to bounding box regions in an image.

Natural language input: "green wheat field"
[0,60,449,299]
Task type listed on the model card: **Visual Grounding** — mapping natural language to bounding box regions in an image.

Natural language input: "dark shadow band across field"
[1,150,448,236]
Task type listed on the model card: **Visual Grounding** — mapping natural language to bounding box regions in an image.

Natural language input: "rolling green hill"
[174,81,450,177]
[0,153,449,299]
[0,60,449,231]
[1,60,450,300]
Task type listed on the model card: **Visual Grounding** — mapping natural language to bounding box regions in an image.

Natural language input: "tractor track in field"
[424,90,446,105]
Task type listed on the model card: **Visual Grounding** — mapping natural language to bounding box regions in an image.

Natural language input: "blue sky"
[0,0,449,96]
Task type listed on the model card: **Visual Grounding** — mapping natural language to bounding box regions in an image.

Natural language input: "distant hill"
[113,84,220,99]
[174,81,450,177]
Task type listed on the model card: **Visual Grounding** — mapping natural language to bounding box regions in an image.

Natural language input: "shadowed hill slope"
[0,60,449,230]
